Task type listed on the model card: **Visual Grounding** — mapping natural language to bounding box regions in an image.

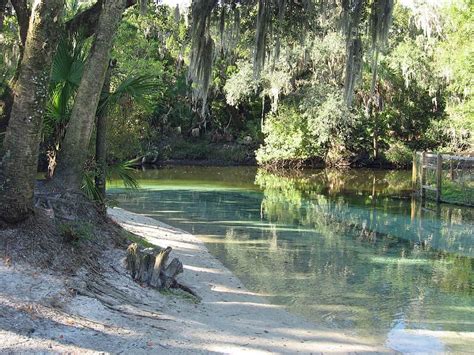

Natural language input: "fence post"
[412,152,417,190]
[436,153,442,203]
[421,151,426,199]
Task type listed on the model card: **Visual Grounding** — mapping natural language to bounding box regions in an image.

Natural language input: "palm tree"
[95,73,158,202]
[43,35,88,178]
[43,35,158,203]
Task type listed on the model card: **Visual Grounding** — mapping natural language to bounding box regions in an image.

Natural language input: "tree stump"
[126,243,184,290]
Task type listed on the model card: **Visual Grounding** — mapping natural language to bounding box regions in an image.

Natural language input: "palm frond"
[106,160,139,190]
[51,37,86,86]
[82,172,104,202]
[99,75,160,115]
[82,161,138,203]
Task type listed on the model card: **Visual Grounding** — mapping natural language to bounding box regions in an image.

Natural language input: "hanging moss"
[254,0,271,78]
[187,0,394,110]
[174,5,180,24]
[342,0,394,105]
[139,0,147,15]
[188,0,218,117]
[343,37,363,105]
[342,0,365,106]
[219,5,226,52]
[369,0,394,92]
[272,0,286,68]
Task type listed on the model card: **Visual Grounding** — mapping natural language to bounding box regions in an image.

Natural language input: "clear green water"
[109,166,474,351]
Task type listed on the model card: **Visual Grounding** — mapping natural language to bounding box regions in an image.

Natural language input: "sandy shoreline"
[107,207,390,353]
[1,207,390,354]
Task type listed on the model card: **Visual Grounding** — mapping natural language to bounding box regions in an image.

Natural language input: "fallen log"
[126,243,194,296]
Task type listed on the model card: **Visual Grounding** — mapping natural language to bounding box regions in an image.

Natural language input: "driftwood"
[126,243,198,297]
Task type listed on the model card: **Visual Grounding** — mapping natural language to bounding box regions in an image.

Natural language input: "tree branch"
[10,0,30,46]
[65,0,137,38]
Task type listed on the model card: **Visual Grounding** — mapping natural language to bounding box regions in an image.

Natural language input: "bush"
[384,142,413,167]
[256,106,313,166]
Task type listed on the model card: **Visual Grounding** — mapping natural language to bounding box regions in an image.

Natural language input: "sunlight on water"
[109,166,474,352]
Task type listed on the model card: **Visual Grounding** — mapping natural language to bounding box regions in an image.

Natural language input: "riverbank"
[108,208,389,353]
[0,207,389,353]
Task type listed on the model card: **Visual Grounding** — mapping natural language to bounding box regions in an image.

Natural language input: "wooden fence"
[413,152,474,206]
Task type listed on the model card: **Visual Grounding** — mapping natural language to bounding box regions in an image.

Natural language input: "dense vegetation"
[0,0,472,223]
[2,1,472,172]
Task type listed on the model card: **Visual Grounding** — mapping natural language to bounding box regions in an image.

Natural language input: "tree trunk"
[1,0,30,126]
[95,61,115,207]
[373,112,379,160]
[54,0,126,191]
[0,0,64,224]
[126,243,184,289]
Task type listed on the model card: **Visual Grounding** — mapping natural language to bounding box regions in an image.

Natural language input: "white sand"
[0,207,392,354]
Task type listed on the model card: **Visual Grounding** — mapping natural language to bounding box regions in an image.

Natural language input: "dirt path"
[0,207,390,354]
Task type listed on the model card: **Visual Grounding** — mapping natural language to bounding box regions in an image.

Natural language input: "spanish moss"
[188,0,218,116]
[370,0,394,92]
[254,0,271,78]
[342,0,365,106]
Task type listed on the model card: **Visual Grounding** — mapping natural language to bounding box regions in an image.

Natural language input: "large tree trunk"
[2,1,137,130]
[0,0,64,224]
[0,0,30,127]
[54,0,126,191]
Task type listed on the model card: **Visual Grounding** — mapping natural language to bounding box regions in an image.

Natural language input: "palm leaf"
[106,160,139,190]
[51,37,86,86]
[81,160,138,203]
[99,75,160,115]
[82,172,104,202]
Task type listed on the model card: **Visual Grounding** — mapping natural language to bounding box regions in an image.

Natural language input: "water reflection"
[109,167,473,351]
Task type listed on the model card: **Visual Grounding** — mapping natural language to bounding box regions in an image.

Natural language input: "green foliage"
[2,0,472,173]
[384,142,412,168]
[82,160,139,203]
[64,0,95,20]
[107,160,139,190]
[442,178,474,207]
[256,106,312,166]
[224,61,256,107]
[43,36,89,141]
[100,75,158,115]
[100,73,160,162]
[255,28,354,167]
[0,13,20,89]
[82,172,103,202]
[435,0,474,152]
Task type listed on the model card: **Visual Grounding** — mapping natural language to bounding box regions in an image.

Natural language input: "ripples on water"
[109,167,473,351]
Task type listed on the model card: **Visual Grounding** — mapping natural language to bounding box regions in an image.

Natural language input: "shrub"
[256,106,313,166]
[384,142,413,167]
